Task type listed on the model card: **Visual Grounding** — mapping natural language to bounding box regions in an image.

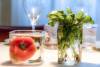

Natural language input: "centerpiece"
[48,8,94,65]
[9,30,43,64]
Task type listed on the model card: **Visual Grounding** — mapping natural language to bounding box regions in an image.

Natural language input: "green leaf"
[75,11,84,22]
[48,21,55,26]
[66,8,73,14]
[66,15,73,23]
[83,15,94,24]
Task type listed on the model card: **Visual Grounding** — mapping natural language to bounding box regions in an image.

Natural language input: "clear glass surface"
[9,30,44,65]
[23,0,42,29]
[43,24,58,63]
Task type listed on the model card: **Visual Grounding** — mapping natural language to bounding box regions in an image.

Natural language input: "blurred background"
[0,0,100,40]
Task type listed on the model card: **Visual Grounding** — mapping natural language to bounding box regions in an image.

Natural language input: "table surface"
[0,42,100,67]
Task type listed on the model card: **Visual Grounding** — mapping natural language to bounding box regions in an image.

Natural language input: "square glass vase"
[9,30,44,65]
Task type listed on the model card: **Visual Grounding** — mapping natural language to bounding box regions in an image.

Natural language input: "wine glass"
[23,0,41,29]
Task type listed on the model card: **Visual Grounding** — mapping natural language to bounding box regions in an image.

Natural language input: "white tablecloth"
[0,43,100,67]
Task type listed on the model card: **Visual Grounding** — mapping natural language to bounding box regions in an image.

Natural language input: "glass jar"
[43,25,58,63]
[58,41,82,66]
[57,24,82,66]
[9,30,44,65]
[83,24,97,48]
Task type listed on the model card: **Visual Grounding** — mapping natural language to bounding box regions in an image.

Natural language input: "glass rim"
[9,30,43,33]
[9,30,45,38]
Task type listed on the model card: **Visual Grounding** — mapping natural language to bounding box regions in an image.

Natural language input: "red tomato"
[10,37,36,61]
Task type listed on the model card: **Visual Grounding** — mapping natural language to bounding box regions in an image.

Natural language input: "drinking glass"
[23,0,41,29]
[43,24,58,63]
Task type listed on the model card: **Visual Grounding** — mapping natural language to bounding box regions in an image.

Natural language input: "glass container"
[9,30,44,65]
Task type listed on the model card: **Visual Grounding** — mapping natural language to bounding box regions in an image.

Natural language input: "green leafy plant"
[48,8,94,44]
[48,8,94,63]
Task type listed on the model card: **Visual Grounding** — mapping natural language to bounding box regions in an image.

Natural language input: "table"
[0,42,100,67]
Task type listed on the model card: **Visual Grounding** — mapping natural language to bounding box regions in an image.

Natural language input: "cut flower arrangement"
[48,8,94,65]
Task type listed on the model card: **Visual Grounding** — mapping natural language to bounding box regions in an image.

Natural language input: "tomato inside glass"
[10,37,36,61]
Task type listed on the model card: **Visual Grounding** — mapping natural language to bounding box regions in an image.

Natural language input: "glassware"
[44,24,58,48]
[23,0,41,29]
[57,25,82,66]
[83,24,97,48]
[43,24,58,63]
[9,30,44,65]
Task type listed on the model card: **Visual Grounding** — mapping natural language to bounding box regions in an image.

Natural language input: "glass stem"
[32,26,35,30]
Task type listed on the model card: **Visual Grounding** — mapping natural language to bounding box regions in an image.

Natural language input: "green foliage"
[48,8,94,48]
